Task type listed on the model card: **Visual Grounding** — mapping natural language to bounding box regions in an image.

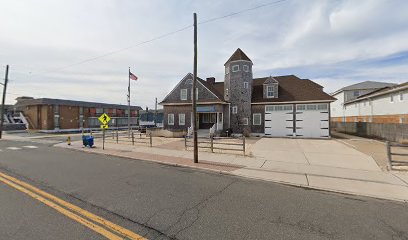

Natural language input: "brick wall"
[60,105,80,129]
[331,114,408,124]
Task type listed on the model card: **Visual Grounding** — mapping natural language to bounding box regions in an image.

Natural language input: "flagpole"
[128,67,131,136]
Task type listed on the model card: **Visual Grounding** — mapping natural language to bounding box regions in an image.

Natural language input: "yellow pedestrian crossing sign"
[98,113,111,125]
[100,124,109,129]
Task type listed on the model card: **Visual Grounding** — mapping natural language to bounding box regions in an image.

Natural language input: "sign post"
[98,113,111,150]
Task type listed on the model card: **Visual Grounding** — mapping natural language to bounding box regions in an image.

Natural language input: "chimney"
[206,77,215,85]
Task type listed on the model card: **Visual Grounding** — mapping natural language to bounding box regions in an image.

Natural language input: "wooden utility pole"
[192,13,198,163]
[127,67,131,136]
[0,65,9,139]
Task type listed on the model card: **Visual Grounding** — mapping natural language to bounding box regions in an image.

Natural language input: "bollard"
[67,136,71,146]
[132,132,134,145]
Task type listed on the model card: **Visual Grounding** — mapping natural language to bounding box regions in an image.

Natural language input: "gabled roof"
[344,81,408,104]
[332,81,396,95]
[224,48,252,65]
[251,75,335,103]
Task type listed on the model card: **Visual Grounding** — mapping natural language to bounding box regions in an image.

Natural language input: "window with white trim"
[353,91,360,97]
[243,65,249,72]
[226,88,229,97]
[244,82,248,89]
[180,89,187,100]
[232,65,239,72]
[390,94,394,103]
[168,114,174,125]
[232,106,238,114]
[179,113,185,125]
[241,118,249,125]
[267,85,274,98]
[253,113,261,125]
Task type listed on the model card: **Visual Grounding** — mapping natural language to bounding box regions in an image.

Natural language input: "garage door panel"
[295,104,329,138]
[264,105,294,137]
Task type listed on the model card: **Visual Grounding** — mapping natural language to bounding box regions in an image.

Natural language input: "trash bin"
[82,135,88,146]
[86,136,94,148]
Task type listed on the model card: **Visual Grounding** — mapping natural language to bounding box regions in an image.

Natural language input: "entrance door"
[264,105,294,137]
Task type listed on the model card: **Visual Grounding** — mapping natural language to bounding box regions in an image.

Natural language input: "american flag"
[129,71,138,81]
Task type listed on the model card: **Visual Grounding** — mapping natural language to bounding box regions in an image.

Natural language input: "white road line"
[6,147,22,150]
[23,146,39,149]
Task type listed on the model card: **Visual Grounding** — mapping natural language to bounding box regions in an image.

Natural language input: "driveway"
[250,138,381,171]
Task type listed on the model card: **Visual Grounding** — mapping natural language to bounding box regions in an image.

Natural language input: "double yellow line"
[0,172,146,240]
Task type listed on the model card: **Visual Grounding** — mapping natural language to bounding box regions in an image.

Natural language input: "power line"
[26,0,290,77]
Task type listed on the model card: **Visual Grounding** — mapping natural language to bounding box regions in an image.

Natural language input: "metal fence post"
[243,136,246,155]
[132,131,134,145]
[211,134,214,153]
[386,141,393,170]
[185,136,187,150]
[116,128,119,143]
[149,132,152,147]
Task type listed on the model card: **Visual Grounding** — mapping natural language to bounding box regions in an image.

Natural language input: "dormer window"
[267,86,275,98]
[243,65,249,72]
[232,65,239,72]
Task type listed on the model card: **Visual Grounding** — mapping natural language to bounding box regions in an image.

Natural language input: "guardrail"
[386,141,408,169]
[185,135,245,155]
[94,129,152,147]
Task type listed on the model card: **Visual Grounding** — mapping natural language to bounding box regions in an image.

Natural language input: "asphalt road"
[1,139,408,240]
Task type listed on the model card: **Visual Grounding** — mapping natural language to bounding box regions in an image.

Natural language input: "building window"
[180,89,187,100]
[241,118,249,125]
[232,65,239,72]
[267,85,274,98]
[185,79,192,84]
[226,88,229,97]
[317,104,328,110]
[390,94,394,103]
[400,92,404,101]
[96,108,103,114]
[179,113,185,125]
[353,91,360,97]
[168,114,174,125]
[225,67,229,75]
[243,65,249,72]
[244,82,248,89]
[232,106,238,114]
[253,113,261,125]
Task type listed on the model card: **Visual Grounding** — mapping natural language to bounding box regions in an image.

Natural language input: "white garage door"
[295,104,329,138]
[264,105,294,137]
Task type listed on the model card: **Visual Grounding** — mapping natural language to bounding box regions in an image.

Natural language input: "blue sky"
[1,0,407,108]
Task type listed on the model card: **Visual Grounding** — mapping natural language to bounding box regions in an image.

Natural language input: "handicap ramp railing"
[386,141,408,169]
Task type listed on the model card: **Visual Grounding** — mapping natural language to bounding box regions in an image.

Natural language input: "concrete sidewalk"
[55,138,408,202]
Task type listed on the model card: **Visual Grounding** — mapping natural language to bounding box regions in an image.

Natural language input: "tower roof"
[225,48,252,65]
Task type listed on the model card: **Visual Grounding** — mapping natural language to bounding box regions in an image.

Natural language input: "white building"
[333,82,408,124]
[330,81,396,122]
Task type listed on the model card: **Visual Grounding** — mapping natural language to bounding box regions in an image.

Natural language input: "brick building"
[14,97,142,131]
[160,49,335,138]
